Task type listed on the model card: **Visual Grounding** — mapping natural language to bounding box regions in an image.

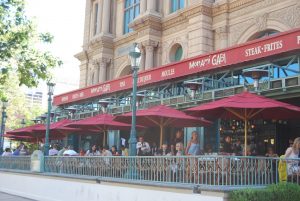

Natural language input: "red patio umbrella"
[114,104,212,146]
[185,91,300,155]
[32,119,82,136]
[6,124,44,136]
[65,114,138,146]
[4,134,36,142]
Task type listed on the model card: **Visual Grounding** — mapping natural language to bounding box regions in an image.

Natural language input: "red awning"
[115,105,212,146]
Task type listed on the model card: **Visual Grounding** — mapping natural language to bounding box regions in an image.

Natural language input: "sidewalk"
[0,192,35,201]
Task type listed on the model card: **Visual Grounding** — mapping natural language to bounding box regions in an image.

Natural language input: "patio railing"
[0,156,31,171]
[1,155,299,187]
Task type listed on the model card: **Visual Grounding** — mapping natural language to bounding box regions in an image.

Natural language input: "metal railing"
[0,155,299,187]
[43,155,300,187]
[0,156,31,171]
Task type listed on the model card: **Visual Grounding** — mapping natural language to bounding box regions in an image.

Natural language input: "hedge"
[229,183,300,201]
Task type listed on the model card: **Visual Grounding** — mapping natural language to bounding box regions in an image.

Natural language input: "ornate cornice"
[130,13,162,32]
[162,5,212,31]
[213,0,283,17]
[113,32,137,47]
[88,35,114,49]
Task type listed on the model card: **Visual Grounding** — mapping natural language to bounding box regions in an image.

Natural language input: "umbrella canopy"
[4,134,35,142]
[185,91,300,155]
[32,119,81,135]
[65,113,137,146]
[114,104,212,146]
[6,124,44,136]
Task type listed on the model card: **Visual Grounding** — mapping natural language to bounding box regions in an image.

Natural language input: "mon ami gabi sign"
[54,28,300,106]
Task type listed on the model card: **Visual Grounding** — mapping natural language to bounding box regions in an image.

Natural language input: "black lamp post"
[44,82,55,156]
[128,43,141,156]
[21,118,26,127]
[0,99,8,154]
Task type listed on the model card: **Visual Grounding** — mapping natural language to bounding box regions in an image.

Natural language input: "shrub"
[229,183,300,201]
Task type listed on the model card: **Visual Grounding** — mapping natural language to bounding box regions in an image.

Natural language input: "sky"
[24,0,86,104]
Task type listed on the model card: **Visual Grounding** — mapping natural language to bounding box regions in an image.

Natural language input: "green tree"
[0,0,62,99]
[2,73,45,131]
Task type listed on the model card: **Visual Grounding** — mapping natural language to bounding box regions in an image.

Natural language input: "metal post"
[44,82,55,156]
[44,93,52,156]
[129,66,138,156]
[0,105,7,155]
[124,43,141,179]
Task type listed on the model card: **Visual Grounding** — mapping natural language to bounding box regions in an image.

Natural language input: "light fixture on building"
[183,81,202,99]
[242,68,268,91]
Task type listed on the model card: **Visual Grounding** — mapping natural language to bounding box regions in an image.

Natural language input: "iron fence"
[0,156,31,171]
[1,155,299,187]
[44,155,300,186]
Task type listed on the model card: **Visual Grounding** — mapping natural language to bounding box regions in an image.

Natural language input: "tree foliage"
[0,0,62,99]
[2,73,45,131]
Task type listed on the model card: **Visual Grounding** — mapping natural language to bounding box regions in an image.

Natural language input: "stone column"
[92,59,100,83]
[143,40,158,70]
[102,0,111,34]
[140,47,145,71]
[147,0,156,13]
[95,0,102,34]
[145,45,154,70]
[116,0,124,37]
[216,26,228,49]
[140,0,147,14]
[99,59,107,83]
[83,0,92,45]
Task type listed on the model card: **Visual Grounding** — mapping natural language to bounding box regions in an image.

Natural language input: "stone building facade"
[75,0,300,88]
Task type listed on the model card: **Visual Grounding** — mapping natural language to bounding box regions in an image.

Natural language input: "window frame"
[123,0,140,34]
[170,0,184,13]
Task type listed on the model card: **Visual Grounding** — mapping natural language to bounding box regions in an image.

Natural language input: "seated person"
[63,145,78,156]
[222,136,234,155]
[158,144,170,156]
[265,147,278,157]
[175,142,184,156]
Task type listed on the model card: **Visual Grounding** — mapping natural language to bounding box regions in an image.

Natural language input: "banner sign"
[54,28,300,106]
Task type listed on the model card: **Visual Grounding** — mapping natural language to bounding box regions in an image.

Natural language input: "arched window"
[169,44,183,62]
[124,0,140,34]
[248,29,279,41]
[175,46,183,61]
[171,0,185,13]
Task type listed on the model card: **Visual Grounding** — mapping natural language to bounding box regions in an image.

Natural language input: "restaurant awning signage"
[53,28,300,106]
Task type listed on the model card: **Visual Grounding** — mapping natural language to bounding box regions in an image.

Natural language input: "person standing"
[284,137,300,175]
[185,131,201,155]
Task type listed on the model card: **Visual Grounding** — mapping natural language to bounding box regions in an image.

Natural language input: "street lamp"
[21,119,26,127]
[0,99,8,154]
[128,43,141,157]
[44,82,55,156]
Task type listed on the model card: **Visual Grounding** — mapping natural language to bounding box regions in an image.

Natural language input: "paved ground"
[0,192,35,201]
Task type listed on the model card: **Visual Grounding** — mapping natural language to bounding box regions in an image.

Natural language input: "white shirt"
[2,152,12,157]
[63,150,78,156]
[49,148,59,156]
[136,141,150,155]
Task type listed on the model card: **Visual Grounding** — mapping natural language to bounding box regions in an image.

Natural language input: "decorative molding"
[255,13,269,31]
[114,32,137,47]
[212,0,283,17]
[229,19,255,45]
[215,25,229,40]
[162,5,212,31]
[269,2,300,28]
